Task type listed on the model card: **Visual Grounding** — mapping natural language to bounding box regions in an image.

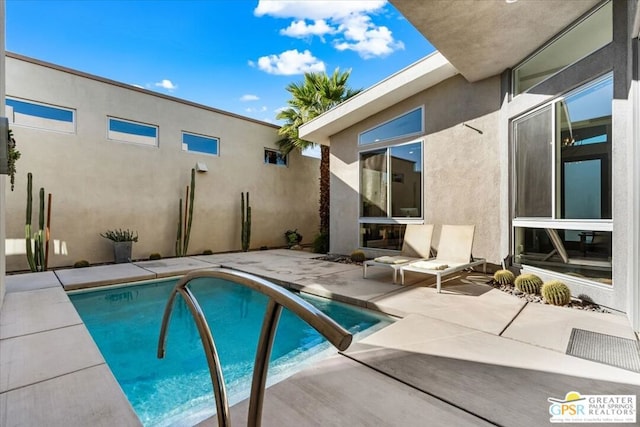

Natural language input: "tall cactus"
[25,172,35,271]
[241,192,251,252]
[175,168,196,257]
[25,172,49,271]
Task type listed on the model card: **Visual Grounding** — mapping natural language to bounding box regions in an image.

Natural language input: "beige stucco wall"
[329,74,503,263]
[4,54,320,271]
[1,0,6,307]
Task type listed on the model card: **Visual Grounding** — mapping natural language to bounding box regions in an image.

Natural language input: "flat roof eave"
[299,52,458,146]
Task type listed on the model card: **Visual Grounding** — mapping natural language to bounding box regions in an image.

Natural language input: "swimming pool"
[69,276,392,426]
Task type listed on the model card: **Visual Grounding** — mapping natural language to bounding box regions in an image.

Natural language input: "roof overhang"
[298,52,458,145]
[390,0,601,82]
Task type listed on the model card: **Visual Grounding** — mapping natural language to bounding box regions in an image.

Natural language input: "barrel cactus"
[514,273,543,294]
[541,280,572,306]
[493,269,515,285]
[350,250,366,263]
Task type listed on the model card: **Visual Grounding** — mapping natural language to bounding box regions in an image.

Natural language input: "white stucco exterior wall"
[4,54,320,270]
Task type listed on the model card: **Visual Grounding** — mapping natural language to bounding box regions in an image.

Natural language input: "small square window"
[264,148,287,166]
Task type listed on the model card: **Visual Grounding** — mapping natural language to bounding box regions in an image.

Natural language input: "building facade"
[4,53,320,271]
[300,0,640,330]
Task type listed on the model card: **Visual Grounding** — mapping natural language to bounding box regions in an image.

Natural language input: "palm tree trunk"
[319,145,330,235]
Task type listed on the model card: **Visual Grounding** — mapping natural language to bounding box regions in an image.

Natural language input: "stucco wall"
[1,0,6,307]
[4,55,320,271]
[329,74,503,264]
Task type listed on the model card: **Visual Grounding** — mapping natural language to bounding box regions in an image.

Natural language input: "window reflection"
[514,227,612,284]
[359,108,423,145]
[360,141,422,218]
[360,224,406,251]
[557,75,612,219]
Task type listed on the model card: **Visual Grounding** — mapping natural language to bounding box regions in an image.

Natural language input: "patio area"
[1,249,639,426]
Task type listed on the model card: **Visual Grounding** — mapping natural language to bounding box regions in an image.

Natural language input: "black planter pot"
[113,241,133,263]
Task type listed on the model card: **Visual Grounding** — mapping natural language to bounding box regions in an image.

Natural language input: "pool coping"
[3,250,639,426]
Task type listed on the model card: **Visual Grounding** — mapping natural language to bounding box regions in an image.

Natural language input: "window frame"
[264,148,288,166]
[5,96,76,133]
[358,106,424,146]
[510,74,614,282]
[511,72,613,224]
[181,131,220,157]
[359,139,424,221]
[511,1,613,96]
[107,116,159,147]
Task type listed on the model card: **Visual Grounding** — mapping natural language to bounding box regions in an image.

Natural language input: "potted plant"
[284,229,302,248]
[100,228,138,263]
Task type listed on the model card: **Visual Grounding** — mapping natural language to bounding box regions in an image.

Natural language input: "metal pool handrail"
[157,268,353,427]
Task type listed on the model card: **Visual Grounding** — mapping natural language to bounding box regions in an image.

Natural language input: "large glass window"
[6,97,75,133]
[512,1,612,95]
[359,107,423,145]
[361,141,422,218]
[182,132,219,156]
[108,117,158,147]
[512,75,613,283]
[360,140,422,250]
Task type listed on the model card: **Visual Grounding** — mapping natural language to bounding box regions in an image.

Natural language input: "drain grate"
[566,328,640,373]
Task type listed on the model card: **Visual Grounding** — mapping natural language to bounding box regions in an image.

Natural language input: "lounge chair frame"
[363,224,434,284]
[399,225,486,292]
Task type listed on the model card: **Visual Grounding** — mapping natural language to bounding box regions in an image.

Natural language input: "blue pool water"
[69,277,392,426]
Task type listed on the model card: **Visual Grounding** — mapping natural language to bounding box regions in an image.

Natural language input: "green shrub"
[313,231,329,253]
[285,229,302,247]
[350,250,366,263]
[202,249,213,255]
[514,273,543,294]
[149,253,162,260]
[493,269,515,285]
[541,280,572,306]
[73,260,90,268]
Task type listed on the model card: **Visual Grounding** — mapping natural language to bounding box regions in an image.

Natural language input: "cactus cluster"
[176,169,196,257]
[350,250,366,263]
[241,192,251,252]
[493,269,515,285]
[514,273,543,294]
[100,229,138,242]
[25,172,50,272]
[541,280,572,306]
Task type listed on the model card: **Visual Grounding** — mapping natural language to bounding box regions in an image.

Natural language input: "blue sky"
[6,0,434,125]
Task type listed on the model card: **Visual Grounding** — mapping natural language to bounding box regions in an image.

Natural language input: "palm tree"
[277,69,361,252]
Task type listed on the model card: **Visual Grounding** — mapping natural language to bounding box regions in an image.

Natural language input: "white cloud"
[240,94,260,101]
[245,106,268,113]
[254,0,401,59]
[280,19,334,39]
[250,49,325,75]
[254,1,386,21]
[154,79,178,91]
[334,15,404,59]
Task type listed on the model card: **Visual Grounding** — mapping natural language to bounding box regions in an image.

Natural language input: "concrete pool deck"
[1,249,639,426]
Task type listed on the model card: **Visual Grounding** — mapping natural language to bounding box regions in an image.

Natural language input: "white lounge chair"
[399,224,486,292]
[363,224,434,284]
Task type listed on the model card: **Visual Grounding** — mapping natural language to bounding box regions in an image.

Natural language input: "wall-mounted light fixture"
[463,123,483,134]
[195,162,208,173]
